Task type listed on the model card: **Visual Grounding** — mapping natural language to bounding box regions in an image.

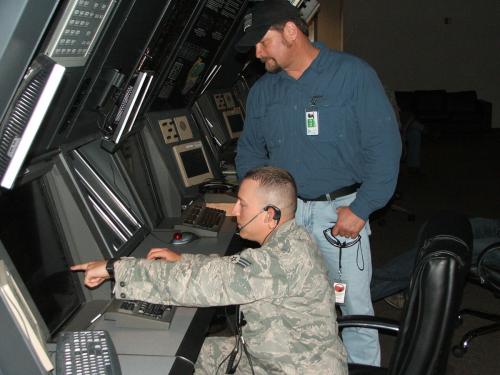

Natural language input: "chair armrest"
[337,315,400,334]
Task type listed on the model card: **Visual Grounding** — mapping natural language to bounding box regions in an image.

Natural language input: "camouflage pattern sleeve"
[112,247,294,307]
[113,221,348,374]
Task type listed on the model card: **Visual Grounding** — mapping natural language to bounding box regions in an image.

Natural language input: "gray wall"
[319,0,500,128]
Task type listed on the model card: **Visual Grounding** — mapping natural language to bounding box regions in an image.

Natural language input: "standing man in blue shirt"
[234,0,401,366]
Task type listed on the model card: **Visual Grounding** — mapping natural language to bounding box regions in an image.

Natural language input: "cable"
[215,333,240,375]
[262,215,281,244]
[215,304,258,374]
[241,337,255,375]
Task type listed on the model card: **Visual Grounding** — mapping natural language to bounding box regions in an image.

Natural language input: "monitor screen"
[0,178,84,336]
[181,149,210,178]
[0,260,54,373]
[223,107,244,139]
[172,141,213,187]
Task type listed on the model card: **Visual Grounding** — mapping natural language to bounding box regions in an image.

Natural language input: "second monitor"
[222,106,244,140]
[144,108,218,198]
[172,140,214,188]
[192,89,246,167]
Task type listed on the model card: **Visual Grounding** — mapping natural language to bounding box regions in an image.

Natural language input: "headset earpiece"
[264,205,281,221]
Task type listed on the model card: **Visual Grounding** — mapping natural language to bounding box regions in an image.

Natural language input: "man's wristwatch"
[105,257,119,278]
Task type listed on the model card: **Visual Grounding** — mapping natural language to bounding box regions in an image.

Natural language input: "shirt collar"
[263,219,296,246]
[277,41,329,82]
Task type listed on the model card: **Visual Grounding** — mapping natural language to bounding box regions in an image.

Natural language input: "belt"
[299,183,361,202]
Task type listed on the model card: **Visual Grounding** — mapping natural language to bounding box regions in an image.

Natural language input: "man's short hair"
[243,166,297,214]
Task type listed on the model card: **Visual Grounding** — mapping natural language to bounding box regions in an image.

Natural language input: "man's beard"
[261,58,282,73]
[260,37,291,73]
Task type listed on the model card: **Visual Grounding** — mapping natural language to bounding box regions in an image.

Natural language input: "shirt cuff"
[349,198,371,221]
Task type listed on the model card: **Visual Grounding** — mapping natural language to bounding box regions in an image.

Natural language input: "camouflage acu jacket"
[114,219,347,374]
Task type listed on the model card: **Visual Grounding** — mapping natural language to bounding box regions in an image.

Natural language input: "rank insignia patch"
[229,255,252,268]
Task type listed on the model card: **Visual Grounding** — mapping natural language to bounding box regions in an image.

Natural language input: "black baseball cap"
[235,0,302,52]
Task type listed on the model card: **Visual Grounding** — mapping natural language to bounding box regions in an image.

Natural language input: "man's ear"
[264,212,278,229]
[283,21,298,42]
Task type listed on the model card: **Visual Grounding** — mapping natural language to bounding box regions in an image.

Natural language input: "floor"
[369,129,500,374]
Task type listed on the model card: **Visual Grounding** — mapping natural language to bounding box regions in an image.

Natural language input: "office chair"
[452,241,500,357]
[339,212,472,375]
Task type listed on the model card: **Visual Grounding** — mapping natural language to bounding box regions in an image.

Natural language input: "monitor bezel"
[0,175,87,338]
[0,259,54,373]
[172,140,214,188]
[222,106,244,140]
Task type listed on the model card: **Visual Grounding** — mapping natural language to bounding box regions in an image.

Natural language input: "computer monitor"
[64,146,147,257]
[8,0,121,158]
[0,55,65,189]
[0,177,86,337]
[172,141,214,188]
[193,89,245,157]
[222,106,244,139]
[100,71,154,153]
[0,259,53,374]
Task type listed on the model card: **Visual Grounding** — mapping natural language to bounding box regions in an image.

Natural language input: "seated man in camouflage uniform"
[72,166,348,374]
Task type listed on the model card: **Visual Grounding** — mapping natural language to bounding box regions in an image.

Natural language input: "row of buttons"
[69,19,95,26]
[77,1,108,10]
[63,29,93,36]
[74,10,107,18]
[54,48,87,55]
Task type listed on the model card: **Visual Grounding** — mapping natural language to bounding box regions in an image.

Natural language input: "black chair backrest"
[389,212,472,375]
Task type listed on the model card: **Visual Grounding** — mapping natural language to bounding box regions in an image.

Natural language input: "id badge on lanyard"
[305,104,319,135]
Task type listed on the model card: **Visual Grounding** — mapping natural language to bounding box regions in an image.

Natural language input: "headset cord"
[241,336,255,375]
[215,306,255,374]
[262,216,281,245]
[215,306,242,375]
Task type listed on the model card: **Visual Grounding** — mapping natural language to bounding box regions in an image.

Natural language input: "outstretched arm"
[71,261,109,288]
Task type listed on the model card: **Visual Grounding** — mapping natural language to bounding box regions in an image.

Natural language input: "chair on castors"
[339,211,472,375]
[452,242,500,357]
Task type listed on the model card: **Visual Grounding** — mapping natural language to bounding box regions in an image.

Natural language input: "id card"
[333,282,347,304]
[305,109,319,135]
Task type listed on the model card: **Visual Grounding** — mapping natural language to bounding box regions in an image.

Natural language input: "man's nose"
[231,202,240,216]
[255,44,263,59]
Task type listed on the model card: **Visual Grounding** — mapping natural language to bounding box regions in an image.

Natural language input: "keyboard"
[103,299,175,330]
[174,200,225,237]
[56,330,121,375]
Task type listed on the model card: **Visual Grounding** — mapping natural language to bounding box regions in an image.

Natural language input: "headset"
[264,204,281,221]
[236,204,281,235]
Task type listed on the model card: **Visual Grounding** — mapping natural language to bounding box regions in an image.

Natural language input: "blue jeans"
[296,193,381,366]
[371,217,500,301]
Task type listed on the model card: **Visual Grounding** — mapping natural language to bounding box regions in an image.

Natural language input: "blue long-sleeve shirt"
[235,43,401,220]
